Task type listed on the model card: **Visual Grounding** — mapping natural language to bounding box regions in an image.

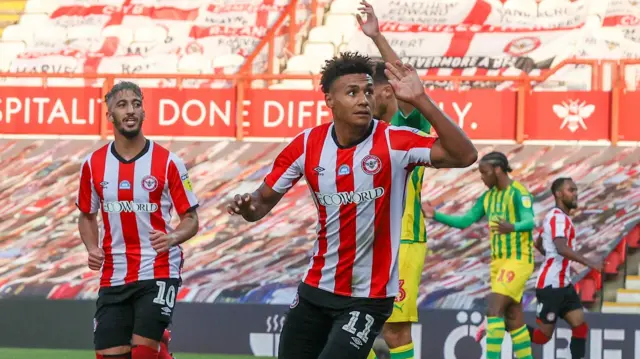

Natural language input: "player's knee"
[382,322,412,348]
[572,322,588,338]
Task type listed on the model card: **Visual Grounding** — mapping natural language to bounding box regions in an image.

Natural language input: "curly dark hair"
[105,81,143,107]
[320,52,374,94]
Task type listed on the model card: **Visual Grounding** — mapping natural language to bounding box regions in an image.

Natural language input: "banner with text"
[0,87,635,142]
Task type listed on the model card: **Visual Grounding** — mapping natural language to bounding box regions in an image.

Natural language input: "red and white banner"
[0,87,636,143]
[524,92,611,141]
[0,87,102,135]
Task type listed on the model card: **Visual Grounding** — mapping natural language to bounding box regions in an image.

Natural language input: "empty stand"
[0,140,637,308]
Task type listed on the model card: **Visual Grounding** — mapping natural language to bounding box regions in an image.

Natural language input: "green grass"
[0,348,274,359]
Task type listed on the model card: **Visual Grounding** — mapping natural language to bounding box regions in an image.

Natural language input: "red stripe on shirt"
[167,160,190,215]
[90,146,112,287]
[559,216,572,287]
[77,160,94,213]
[150,145,170,279]
[119,161,141,284]
[369,125,393,297]
[537,258,554,289]
[264,132,305,190]
[303,126,329,288]
[388,128,437,152]
[333,146,357,296]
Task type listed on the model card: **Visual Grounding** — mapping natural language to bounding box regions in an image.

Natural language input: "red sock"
[96,353,131,359]
[131,345,159,359]
[532,328,552,344]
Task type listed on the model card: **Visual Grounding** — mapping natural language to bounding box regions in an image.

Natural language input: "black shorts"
[536,284,583,324]
[94,278,180,350]
[278,283,394,359]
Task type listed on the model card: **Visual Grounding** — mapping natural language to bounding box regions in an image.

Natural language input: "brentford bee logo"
[141,175,159,192]
[504,36,541,56]
[361,155,382,175]
[552,100,595,133]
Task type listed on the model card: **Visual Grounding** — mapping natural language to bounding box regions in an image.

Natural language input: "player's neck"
[379,103,398,124]
[332,120,373,148]
[556,202,570,215]
[113,134,147,161]
[496,176,512,190]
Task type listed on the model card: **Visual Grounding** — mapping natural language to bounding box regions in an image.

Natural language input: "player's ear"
[324,92,334,109]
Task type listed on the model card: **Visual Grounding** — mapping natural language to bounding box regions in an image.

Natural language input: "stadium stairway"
[602,226,640,313]
[0,0,23,37]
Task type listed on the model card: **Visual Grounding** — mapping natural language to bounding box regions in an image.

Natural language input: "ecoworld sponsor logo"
[249,314,286,357]
[315,187,385,207]
[102,201,159,213]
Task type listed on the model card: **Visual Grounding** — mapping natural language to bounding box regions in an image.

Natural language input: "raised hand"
[356,0,380,38]
[384,60,425,104]
[227,193,257,217]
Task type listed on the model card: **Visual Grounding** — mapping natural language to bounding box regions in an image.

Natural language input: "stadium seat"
[323,13,357,43]
[212,54,245,74]
[102,25,134,45]
[302,42,335,73]
[18,13,47,27]
[178,54,212,74]
[283,54,313,74]
[134,26,169,43]
[307,26,342,48]
[329,0,360,13]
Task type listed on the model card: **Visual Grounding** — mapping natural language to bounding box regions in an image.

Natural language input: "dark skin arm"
[150,208,199,253]
[534,232,545,255]
[358,0,413,115]
[226,182,285,222]
[554,237,602,271]
[385,61,478,168]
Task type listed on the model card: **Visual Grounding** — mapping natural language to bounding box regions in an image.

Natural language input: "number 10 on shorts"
[342,311,375,344]
[153,281,176,308]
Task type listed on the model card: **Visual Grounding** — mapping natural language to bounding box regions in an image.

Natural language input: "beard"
[114,117,143,139]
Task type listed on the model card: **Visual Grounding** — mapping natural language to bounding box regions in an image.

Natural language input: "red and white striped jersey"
[264,120,437,299]
[76,140,198,288]
[536,208,576,289]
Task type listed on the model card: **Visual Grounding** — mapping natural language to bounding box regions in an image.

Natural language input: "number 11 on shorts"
[342,311,375,343]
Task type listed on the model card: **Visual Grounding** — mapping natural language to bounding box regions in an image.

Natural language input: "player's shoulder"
[511,181,531,196]
[83,143,111,163]
[149,141,185,166]
[385,122,428,137]
[545,207,568,222]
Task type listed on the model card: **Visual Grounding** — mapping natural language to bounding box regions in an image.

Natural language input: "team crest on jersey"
[361,155,382,175]
[338,164,351,176]
[141,175,158,192]
[521,196,532,209]
[290,293,299,309]
[119,180,131,190]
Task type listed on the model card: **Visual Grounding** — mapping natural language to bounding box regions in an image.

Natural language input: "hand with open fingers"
[150,229,176,253]
[87,247,104,271]
[227,193,256,217]
[422,201,435,218]
[490,219,515,234]
[356,0,379,38]
[384,60,425,104]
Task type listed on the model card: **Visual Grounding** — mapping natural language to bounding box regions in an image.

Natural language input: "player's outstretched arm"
[425,195,486,229]
[553,237,602,272]
[358,0,415,116]
[384,61,477,168]
[227,183,285,222]
[534,233,546,255]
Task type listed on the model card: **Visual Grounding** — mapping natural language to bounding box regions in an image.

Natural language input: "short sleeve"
[76,156,100,214]
[387,126,438,170]
[548,213,567,239]
[264,132,305,193]
[391,109,432,134]
[167,154,199,215]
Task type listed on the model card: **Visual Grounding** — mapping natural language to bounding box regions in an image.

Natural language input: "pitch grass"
[0,348,275,359]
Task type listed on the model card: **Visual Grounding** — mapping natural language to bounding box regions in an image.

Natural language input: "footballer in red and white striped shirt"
[77,82,199,359]
[526,177,601,358]
[227,52,477,359]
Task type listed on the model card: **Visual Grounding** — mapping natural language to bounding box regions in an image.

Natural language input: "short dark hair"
[105,81,143,106]
[320,51,373,94]
[372,61,389,85]
[481,151,512,173]
[551,177,573,197]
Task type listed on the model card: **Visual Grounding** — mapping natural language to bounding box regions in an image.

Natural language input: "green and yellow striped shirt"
[391,109,432,243]
[433,181,535,262]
